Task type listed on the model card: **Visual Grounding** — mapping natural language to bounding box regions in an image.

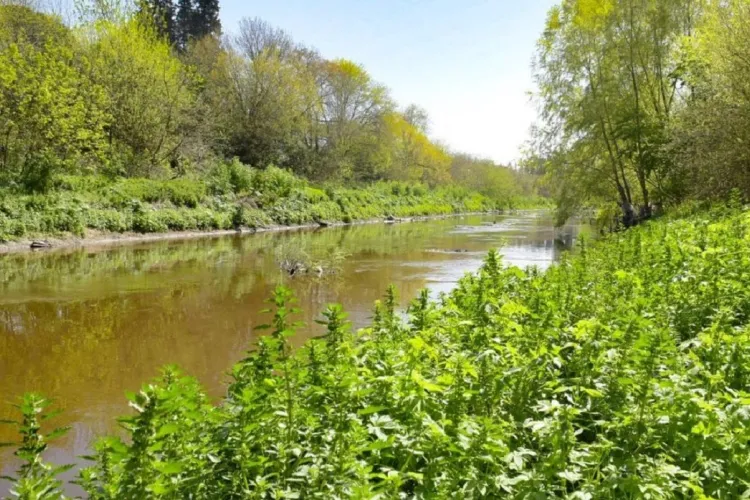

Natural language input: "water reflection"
[0,211,586,494]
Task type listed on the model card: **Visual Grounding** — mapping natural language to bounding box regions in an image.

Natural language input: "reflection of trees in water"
[0,219,453,293]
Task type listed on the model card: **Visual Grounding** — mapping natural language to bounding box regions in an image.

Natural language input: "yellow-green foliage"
[0,11,109,191]
[0,3,542,212]
[0,167,502,241]
[381,112,452,185]
[85,18,198,177]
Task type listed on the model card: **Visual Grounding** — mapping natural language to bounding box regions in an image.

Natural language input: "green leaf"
[358,406,388,416]
[154,461,184,475]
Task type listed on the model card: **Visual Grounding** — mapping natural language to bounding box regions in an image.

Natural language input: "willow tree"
[534,0,696,225]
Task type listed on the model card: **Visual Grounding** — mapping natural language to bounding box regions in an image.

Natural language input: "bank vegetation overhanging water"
[0,167,549,254]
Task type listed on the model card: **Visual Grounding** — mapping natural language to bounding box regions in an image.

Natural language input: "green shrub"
[298,186,329,203]
[191,208,216,230]
[0,215,26,240]
[240,207,272,228]
[53,174,111,192]
[157,209,190,231]
[133,210,168,233]
[163,179,206,208]
[0,168,504,240]
[212,212,233,230]
[253,165,304,199]
[208,159,254,195]
[88,209,131,232]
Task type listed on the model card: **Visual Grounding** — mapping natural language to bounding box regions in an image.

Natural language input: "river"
[0,211,586,494]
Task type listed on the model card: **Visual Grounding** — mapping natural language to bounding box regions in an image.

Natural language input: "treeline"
[0,0,536,205]
[533,0,750,225]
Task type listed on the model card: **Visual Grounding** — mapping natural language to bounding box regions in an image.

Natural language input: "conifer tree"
[175,0,194,49]
[173,0,220,49]
[194,0,220,39]
[138,0,177,44]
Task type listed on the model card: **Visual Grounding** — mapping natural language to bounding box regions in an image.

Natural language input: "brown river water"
[0,211,587,494]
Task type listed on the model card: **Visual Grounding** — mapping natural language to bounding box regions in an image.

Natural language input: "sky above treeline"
[220,0,557,165]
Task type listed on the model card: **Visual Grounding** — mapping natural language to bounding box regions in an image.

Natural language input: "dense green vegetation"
[0,0,540,243]
[0,164,520,242]
[532,0,750,226]
[4,204,750,498]
[6,0,750,498]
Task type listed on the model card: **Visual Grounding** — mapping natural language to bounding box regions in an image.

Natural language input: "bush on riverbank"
[5,206,750,497]
[0,163,540,242]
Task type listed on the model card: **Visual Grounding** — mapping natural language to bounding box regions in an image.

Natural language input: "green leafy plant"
[1,394,71,500]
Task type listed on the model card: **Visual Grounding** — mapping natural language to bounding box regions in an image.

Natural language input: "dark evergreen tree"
[138,0,177,44]
[175,0,195,49]
[193,0,221,39]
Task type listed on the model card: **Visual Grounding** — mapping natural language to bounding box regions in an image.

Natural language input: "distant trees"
[451,154,536,202]
[0,0,541,202]
[138,0,220,47]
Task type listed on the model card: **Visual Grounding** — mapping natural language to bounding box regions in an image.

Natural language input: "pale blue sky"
[219,0,557,165]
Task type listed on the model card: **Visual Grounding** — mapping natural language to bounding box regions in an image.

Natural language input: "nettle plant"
[6,207,750,498]
[1,394,72,500]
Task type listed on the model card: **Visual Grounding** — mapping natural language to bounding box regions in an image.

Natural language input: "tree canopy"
[530,0,750,224]
[0,0,539,201]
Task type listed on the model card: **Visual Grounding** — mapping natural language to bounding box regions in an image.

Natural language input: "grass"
[0,161,537,243]
[7,205,750,498]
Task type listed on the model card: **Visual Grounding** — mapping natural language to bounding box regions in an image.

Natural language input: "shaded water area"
[0,211,586,493]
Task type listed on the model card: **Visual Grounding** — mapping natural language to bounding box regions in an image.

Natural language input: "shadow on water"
[0,211,588,495]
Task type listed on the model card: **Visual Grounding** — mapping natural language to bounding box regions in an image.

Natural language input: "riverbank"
[0,211,498,255]
[0,167,548,252]
[4,206,748,497]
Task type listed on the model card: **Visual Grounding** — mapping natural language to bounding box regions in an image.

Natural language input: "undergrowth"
[0,161,534,242]
[6,207,750,498]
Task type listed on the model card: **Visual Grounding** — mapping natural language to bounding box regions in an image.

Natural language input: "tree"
[318,59,392,180]
[174,0,193,48]
[0,26,109,190]
[137,0,176,44]
[85,17,198,177]
[174,0,219,49]
[234,17,295,61]
[381,111,450,185]
[193,0,220,39]
[451,153,526,202]
[206,43,319,171]
[0,2,69,49]
[668,0,750,200]
[403,104,429,134]
[533,0,694,225]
